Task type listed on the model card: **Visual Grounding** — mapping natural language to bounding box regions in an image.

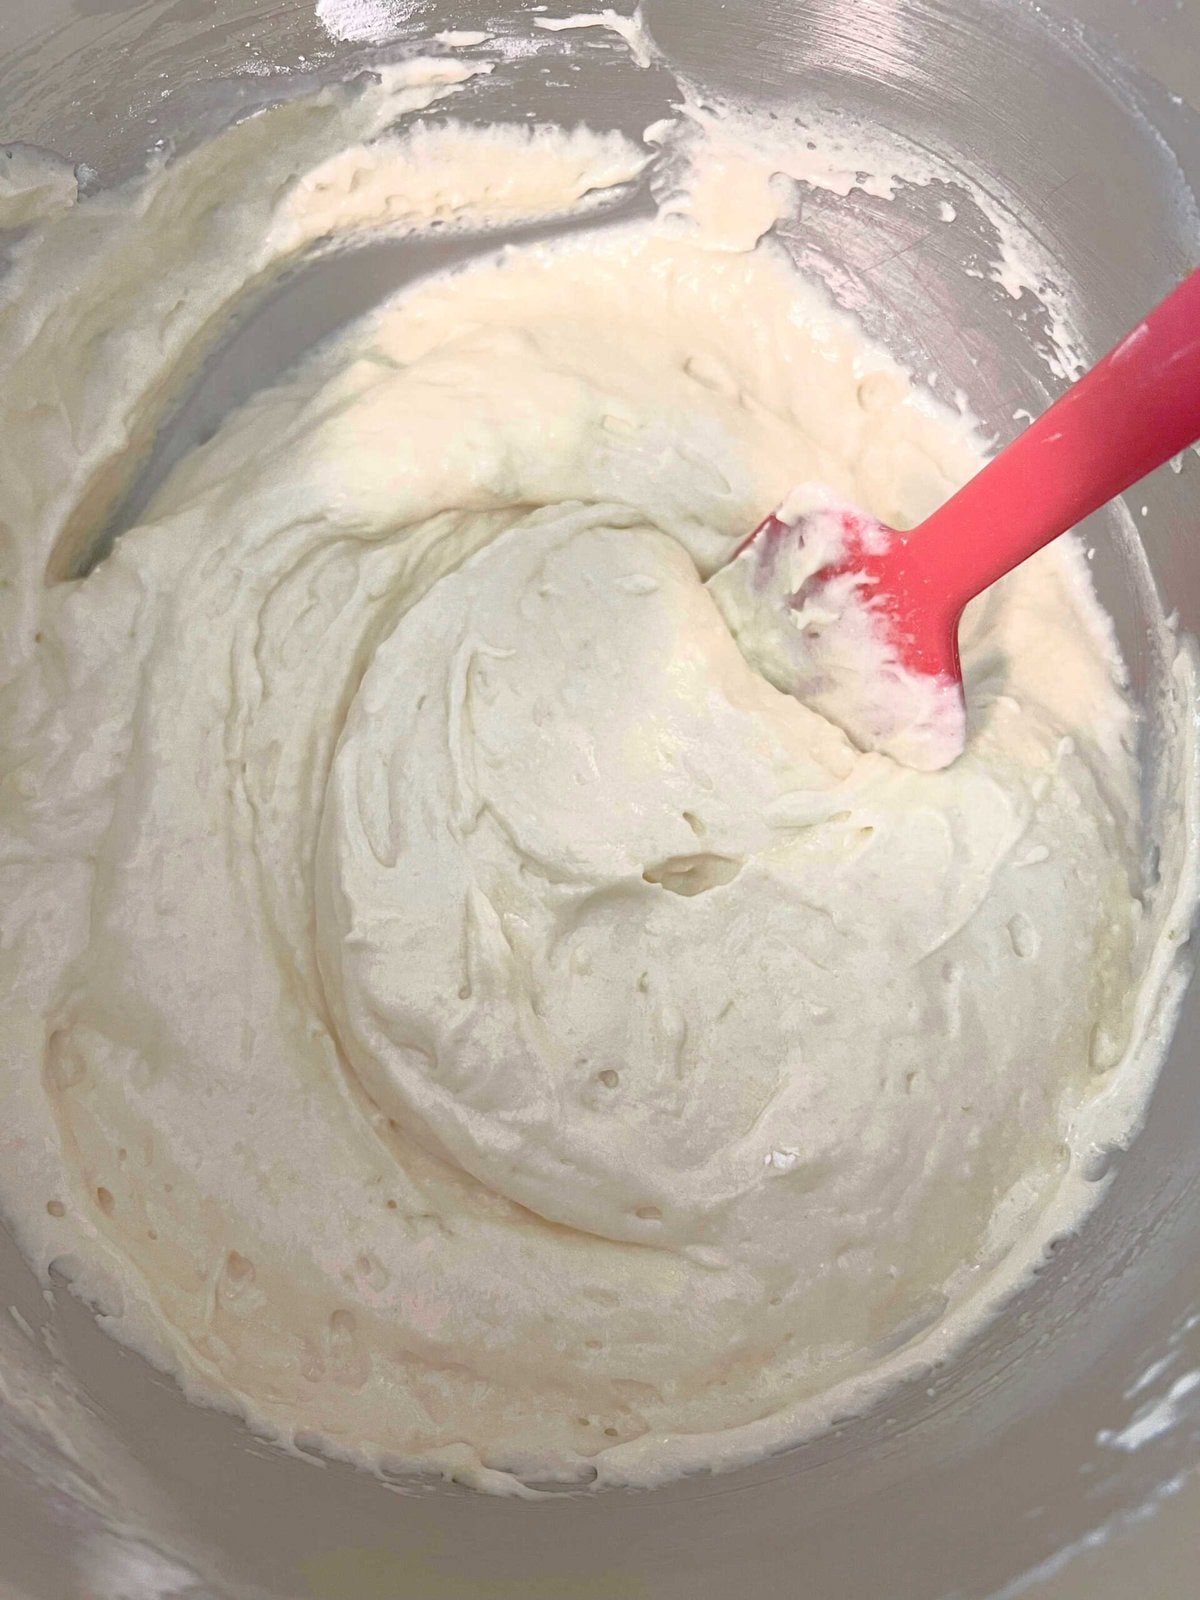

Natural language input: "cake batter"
[0,61,1175,1491]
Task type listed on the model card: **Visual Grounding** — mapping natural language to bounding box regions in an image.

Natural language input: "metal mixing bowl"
[0,2,1197,1595]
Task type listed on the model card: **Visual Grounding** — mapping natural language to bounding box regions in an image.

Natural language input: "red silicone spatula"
[706,268,1200,771]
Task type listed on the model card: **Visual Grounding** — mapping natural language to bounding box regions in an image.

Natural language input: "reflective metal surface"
[0,2,1197,1595]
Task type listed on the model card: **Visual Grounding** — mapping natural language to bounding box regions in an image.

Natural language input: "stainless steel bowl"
[1,2,1197,1595]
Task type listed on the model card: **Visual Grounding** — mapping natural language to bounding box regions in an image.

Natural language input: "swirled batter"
[0,60,1180,1491]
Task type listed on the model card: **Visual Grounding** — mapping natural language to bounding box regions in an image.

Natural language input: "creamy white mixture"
[0,57,1186,1493]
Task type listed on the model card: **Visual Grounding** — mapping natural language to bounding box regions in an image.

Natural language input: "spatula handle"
[910,267,1200,608]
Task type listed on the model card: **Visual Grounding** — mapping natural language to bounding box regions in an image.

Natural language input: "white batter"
[0,61,1176,1492]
